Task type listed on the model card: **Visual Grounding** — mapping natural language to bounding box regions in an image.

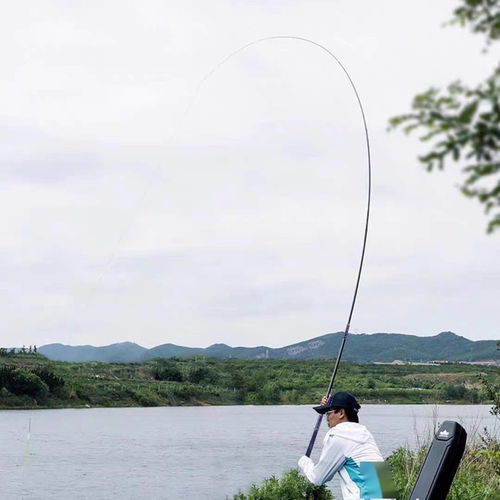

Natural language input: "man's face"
[326,408,345,428]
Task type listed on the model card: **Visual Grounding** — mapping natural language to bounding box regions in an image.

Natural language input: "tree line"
[0,353,497,409]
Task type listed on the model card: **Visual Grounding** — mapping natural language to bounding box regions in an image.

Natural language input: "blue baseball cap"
[313,392,361,414]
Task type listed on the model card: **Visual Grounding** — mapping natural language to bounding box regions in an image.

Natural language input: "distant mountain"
[266,331,498,363]
[39,342,147,362]
[37,332,499,364]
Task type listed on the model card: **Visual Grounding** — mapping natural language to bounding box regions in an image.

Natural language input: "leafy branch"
[389,0,500,233]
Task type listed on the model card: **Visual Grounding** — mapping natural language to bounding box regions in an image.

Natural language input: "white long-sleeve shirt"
[298,422,389,500]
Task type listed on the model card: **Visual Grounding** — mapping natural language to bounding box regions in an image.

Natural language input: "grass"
[389,429,500,499]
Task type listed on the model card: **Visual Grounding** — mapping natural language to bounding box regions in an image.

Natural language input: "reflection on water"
[0,405,496,499]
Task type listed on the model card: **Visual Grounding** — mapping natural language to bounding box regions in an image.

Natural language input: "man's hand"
[321,396,328,405]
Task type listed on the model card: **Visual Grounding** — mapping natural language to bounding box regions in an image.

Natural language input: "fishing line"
[40,37,371,458]
[22,416,32,465]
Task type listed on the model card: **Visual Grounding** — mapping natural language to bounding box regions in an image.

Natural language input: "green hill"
[38,331,498,363]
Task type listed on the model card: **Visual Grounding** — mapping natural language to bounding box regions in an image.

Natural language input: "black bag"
[409,420,467,500]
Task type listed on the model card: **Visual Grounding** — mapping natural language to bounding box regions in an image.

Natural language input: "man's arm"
[298,434,348,486]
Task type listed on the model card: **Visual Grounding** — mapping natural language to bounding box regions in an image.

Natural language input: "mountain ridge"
[37,331,499,363]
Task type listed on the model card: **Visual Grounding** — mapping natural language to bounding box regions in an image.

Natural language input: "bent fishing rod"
[291,41,372,458]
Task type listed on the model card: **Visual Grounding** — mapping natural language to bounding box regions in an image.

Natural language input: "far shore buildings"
[374,359,499,367]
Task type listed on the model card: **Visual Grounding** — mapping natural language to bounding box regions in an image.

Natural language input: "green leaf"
[458,101,479,123]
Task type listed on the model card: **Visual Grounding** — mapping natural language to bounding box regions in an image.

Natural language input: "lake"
[0,405,496,499]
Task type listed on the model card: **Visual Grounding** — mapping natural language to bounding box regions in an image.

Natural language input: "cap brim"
[313,404,333,415]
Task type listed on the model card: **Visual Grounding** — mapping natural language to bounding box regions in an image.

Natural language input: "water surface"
[0,405,496,499]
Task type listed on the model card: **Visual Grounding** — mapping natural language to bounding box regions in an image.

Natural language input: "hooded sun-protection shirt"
[298,422,394,500]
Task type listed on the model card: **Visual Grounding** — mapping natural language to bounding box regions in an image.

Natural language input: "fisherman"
[298,392,393,500]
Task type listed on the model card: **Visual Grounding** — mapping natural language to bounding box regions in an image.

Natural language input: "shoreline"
[0,400,490,411]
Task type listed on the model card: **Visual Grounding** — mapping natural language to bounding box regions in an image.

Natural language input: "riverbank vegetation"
[233,469,332,499]
[389,434,500,499]
[0,352,497,409]
[233,425,499,499]
[232,434,499,499]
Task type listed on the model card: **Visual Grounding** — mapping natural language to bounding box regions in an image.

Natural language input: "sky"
[1,0,498,348]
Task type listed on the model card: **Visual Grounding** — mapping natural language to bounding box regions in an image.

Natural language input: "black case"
[410,420,467,500]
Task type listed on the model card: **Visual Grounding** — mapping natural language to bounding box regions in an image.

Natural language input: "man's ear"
[339,408,346,419]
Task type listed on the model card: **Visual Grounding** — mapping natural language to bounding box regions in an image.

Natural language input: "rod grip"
[305,413,323,457]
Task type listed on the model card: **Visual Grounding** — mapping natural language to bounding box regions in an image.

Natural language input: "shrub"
[152,363,183,382]
[442,383,467,400]
[0,366,15,388]
[233,469,333,500]
[171,383,198,399]
[129,388,161,407]
[32,367,65,391]
[187,366,214,384]
[156,385,177,403]
[0,394,35,407]
[72,384,90,401]
[1,368,49,398]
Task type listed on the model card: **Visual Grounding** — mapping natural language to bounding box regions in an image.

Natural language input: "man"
[298,392,394,500]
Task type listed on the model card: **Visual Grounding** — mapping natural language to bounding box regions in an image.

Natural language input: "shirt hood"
[327,422,372,444]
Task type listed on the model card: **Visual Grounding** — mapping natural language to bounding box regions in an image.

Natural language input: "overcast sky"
[1,0,498,348]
